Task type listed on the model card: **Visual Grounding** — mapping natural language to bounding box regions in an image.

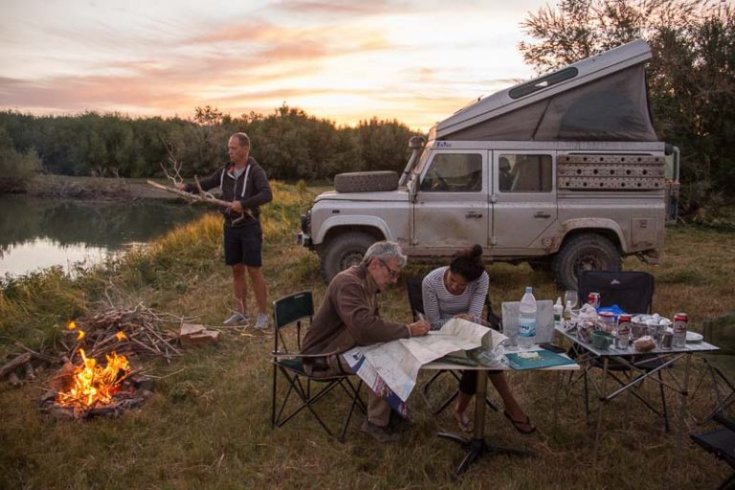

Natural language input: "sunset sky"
[0,0,549,131]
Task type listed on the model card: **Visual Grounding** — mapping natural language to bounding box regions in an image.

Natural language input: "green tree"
[357,117,413,173]
[0,124,41,192]
[519,0,735,212]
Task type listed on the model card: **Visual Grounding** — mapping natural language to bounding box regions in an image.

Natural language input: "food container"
[592,330,614,350]
[598,311,617,333]
[631,322,648,340]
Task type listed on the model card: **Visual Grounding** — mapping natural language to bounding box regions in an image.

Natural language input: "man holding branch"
[176,132,273,329]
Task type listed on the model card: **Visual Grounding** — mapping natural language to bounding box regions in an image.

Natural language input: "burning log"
[41,348,153,420]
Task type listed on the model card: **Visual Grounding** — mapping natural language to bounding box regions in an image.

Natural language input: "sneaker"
[360,420,399,443]
[254,312,269,330]
[223,312,248,326]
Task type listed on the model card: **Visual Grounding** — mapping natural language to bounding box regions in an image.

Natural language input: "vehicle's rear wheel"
[552,234,621,290]
[320,232,377,282]
[334,171,399,193]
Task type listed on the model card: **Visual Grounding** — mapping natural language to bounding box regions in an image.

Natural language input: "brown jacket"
[301,264,409,356]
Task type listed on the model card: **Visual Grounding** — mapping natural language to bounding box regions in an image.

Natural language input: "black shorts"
[223,222,262,267]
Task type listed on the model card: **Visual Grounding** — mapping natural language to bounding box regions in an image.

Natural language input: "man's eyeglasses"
[378,258,401,279]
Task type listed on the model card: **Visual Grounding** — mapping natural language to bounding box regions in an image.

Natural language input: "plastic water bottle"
[553,297,564,329]
[518,287,537,348]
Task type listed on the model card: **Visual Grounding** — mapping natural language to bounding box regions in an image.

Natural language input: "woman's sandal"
[454,410,473,433]
[503,410,536,434]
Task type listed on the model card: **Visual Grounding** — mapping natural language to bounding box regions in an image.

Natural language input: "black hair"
[449,244,485,282]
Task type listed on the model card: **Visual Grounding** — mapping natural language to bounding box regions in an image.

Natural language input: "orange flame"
[67,321,77,330]
[56,349,130,408]
[115,331,127,341]
[76,330,85,341]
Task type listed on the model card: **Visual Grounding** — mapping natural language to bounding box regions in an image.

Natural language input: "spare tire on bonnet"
[334,171,399,193]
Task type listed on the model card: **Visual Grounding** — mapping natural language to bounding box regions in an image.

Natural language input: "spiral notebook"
[505,349,576,371]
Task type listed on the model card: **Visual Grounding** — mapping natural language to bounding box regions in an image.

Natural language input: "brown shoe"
[361,420,400,443]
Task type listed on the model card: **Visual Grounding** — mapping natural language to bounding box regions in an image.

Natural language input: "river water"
[0,195,209,279]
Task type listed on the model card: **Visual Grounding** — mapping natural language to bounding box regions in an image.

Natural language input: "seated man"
[301,241,430,442]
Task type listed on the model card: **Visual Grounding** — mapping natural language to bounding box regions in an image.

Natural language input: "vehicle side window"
[499,154,553,192]
[420,153,483,192]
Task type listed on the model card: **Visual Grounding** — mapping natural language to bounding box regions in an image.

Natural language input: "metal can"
[672,312,688,348]
[588,292,601,309]
[599,311,616,333]
[616,314,632,349]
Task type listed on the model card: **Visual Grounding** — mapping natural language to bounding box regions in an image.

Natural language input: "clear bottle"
[553,297,564,329]
[518,287,537,348]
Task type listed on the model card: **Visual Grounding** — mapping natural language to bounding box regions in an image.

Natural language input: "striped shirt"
[421,266,489,330]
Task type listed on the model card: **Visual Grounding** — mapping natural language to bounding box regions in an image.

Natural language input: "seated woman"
[422,244,536,434]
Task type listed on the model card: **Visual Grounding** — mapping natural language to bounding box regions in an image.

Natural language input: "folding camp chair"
[577,270,655,315]
[574,271,671,431]
[690,312,735,424]
[690,410,735,489]
[406,276,500,415]
[271,291,365,442]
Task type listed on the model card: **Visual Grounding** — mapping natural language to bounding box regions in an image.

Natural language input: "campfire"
[39,319,159,419]
[56,348,131,409]
[0,304,183,418]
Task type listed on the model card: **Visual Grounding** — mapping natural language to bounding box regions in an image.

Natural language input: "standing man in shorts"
[177,132,273,329]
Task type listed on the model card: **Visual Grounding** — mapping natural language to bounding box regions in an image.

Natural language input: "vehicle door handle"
[534,211,551,219]
[465,212,483,219]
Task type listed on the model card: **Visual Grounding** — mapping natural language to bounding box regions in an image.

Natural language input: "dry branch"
[146,180,253,221]
[59,304,182,362]
[0,352,31,378]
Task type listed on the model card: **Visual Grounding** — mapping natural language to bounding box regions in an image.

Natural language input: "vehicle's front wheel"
[320,232,377,282]
[552,234,621,290]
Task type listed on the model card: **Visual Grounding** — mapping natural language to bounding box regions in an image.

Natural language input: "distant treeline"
[0,105,415,183]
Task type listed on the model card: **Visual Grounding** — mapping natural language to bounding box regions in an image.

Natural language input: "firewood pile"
[62,303,182,361]
[1,303,181,388]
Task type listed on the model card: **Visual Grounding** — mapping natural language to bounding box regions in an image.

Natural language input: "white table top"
[555,325,720,357]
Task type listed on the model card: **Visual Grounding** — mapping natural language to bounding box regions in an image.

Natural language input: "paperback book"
[505,348,576,371]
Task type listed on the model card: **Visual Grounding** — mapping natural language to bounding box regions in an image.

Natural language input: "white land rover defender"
[297,40,678,290]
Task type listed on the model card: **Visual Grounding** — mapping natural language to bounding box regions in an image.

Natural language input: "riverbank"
[17,174,179,201]
[1,182,734,488]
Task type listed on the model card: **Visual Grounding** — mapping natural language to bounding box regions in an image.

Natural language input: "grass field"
[1,181,734,489]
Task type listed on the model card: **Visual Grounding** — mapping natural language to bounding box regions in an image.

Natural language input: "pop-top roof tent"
[435,39,658,142]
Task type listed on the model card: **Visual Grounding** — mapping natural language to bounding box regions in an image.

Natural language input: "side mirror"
[408,135,425,150]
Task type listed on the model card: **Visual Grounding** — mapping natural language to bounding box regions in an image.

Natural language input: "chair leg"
[271,363,278,426]
[422,370,462,415]
[583,368,591,421]
[339,380,363,443]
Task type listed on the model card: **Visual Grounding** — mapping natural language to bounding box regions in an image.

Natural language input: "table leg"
[593,356,609,459]
[437,370,532,476]
[681,353,691,426]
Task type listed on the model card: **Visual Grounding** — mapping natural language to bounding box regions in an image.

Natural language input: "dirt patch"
[24,175,179,201]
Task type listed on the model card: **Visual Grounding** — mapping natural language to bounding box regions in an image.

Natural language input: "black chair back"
[406,277,425,321]
[577,271,654,314]
[272,291,314,354]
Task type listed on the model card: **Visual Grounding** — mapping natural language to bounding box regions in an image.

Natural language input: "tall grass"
[1,183,734,489]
